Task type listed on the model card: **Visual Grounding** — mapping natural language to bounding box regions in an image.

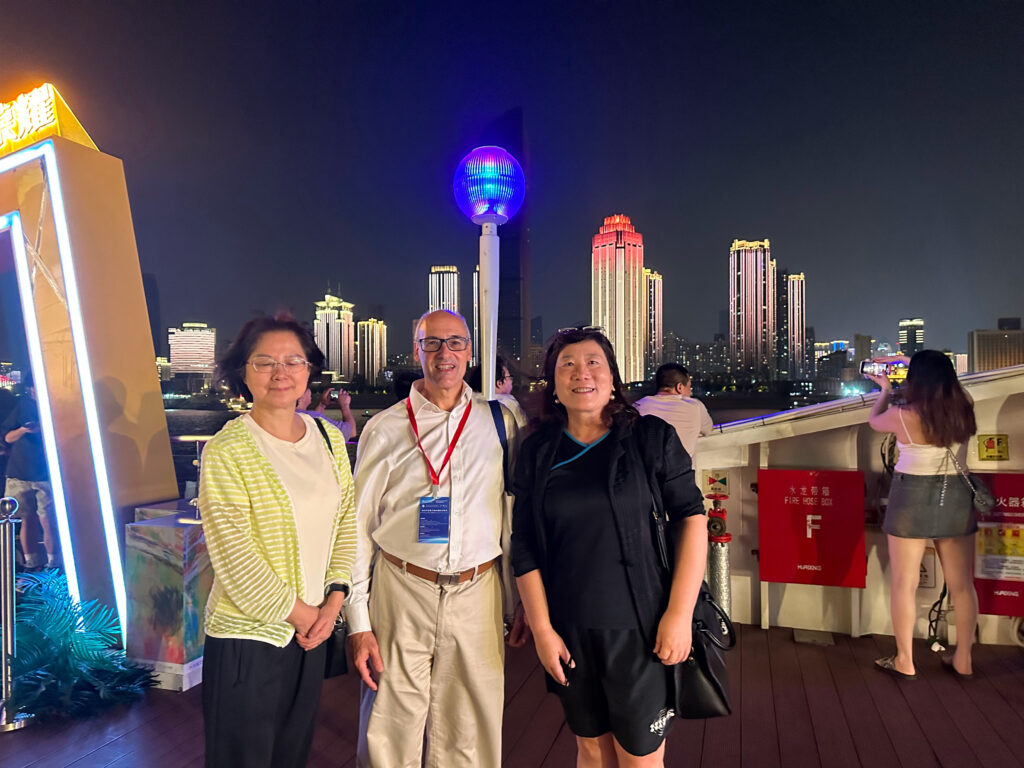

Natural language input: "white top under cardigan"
[243,413,341,605]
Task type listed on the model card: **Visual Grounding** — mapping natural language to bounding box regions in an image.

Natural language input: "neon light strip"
[0,140,126,638]
[38,142,126,638]
[0,210,80,604]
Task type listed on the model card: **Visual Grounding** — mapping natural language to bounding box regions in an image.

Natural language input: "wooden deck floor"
[3,626,1023,768]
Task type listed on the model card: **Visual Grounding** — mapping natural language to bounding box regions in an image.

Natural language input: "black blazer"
[511,415,706,640]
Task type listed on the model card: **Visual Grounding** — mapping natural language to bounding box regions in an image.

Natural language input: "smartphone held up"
[860,358,908,383]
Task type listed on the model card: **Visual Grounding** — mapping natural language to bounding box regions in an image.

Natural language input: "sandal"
[874,655,917,680]
[941,656,973,679]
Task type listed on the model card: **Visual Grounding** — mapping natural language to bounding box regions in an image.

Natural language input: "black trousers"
[202,635,326,768]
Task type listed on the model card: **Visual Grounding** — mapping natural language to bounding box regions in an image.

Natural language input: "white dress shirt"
[634,393,714,459]
[346,381,513,634]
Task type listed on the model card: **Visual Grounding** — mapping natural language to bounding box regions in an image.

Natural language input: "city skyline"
[5,3,1022,355]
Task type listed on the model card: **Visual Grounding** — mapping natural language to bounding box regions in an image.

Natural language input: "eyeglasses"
[248,355,311,374]
[557,325,605,334]
[416,336,471,352]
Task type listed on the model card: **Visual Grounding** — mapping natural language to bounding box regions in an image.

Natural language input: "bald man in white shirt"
[634,363,714,460]
[347,310,528,768]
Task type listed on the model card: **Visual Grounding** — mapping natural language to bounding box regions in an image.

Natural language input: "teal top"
[199,416,356,647]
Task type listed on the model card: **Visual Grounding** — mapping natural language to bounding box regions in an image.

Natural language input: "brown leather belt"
[381,550,497,586]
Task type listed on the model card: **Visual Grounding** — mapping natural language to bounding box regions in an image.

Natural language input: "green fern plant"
[6,570,156,719]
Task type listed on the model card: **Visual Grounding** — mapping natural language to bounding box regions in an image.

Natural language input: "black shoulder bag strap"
[637,437,672,572]
[313,417,334,456]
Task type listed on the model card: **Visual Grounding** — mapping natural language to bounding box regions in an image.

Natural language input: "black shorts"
[549,626,673,756]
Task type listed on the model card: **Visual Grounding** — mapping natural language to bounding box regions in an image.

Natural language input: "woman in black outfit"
[512,328,707,767]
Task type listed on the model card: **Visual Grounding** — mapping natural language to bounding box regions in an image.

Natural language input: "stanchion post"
[1,496,33,731]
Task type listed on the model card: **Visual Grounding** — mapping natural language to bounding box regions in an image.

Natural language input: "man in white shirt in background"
[347,309,528,768]
[634,363,714,460]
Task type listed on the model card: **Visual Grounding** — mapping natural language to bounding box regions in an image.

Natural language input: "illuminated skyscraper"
[168,322,215,375]
[787,273,807,378]
[428,265,460,314]
[357,318,388,385]
[898,318,925,356]
[643,268,663,376]
[728,239,776,378]
[592,214,645,383]
[314,294,355,380]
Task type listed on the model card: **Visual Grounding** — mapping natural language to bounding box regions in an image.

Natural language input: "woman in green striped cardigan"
[199,314,356,768]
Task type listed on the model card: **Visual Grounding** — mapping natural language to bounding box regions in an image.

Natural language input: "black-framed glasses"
[248,355,311,374]
[557,325,605,334]
[416,336,471,352]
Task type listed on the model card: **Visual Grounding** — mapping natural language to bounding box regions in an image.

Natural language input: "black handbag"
[323,618,349,679]
[945,448,996,513]
[312,416,350,679]
[648,471,736,719]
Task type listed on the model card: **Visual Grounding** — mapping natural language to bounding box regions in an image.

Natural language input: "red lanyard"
[406,397,472,496]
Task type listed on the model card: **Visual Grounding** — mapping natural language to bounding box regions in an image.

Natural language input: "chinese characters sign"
[975,472,1024,617]
[0,85,58,157]
[757,469,866,588]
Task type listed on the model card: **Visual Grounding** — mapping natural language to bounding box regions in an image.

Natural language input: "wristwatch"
[326,583,350,597]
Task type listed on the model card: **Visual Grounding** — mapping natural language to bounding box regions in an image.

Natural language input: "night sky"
[3,1,1023,356]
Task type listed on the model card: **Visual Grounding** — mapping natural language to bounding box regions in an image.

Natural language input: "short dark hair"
[540,328,637,428]
[216,313,325,400]
[466,354,511,392]
[655,363,690,390]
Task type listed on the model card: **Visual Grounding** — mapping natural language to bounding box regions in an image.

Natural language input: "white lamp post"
[452,146,526,399]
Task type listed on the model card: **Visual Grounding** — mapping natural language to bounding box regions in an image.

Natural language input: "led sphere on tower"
[452,145,525,400]
[452,146,525,226]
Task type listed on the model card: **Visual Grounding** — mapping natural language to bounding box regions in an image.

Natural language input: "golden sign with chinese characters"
[0,83,96,158]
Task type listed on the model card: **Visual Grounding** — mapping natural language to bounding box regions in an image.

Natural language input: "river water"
[164,408,359,494]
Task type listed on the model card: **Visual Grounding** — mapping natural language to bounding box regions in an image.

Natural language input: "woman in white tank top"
[866,350,978,681]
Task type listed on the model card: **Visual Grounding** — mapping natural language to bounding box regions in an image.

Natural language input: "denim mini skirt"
[884,472,977,539]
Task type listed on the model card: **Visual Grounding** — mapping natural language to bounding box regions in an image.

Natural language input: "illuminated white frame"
[0,140,126,637]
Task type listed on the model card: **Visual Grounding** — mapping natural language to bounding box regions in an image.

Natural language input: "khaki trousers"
[358,555,505,768]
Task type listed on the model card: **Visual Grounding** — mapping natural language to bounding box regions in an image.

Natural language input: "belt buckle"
[436,572,461,587]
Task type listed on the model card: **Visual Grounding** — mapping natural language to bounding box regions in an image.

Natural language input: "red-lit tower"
[592,214,645,383]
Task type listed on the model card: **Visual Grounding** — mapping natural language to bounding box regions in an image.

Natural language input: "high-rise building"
[968,328,1024,372]
[805,326,817,377]
[728,239,776,378]
[168,322,216,375]
[357,318,388,386]
[155,356,173,381]
[953,353,969,375]
[428,266,459,314]
[853,334,873,368]
[787,273,807,378]
[314,294,355,380]
[663,330,684,366]
[592,214,645,383]
[643,268,663,377]
[775,269,791,378]
[898,318,925,356]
